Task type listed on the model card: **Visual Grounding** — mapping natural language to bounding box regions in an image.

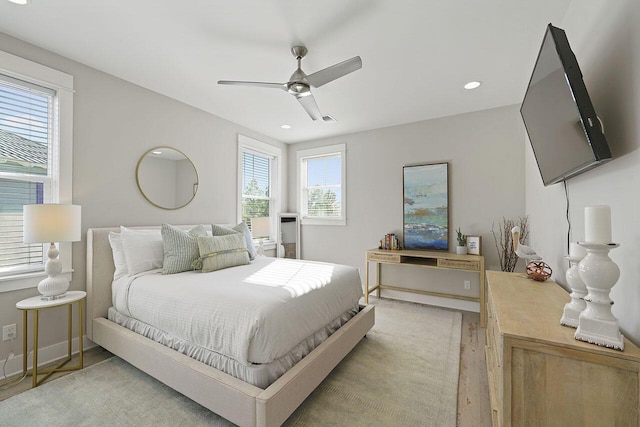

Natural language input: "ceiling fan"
[218,46,362,122]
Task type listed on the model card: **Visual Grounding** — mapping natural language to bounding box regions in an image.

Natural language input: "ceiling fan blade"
[306,56,362,88]
[217,80,287,90]
[296,93,323,121]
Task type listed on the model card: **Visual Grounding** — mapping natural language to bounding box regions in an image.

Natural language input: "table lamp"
[23,204,81,300]
[251,217,271,257]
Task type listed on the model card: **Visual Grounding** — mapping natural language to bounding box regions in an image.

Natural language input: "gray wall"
[526,0,640,344]
[288,104,526,311]
[0,32,286,367]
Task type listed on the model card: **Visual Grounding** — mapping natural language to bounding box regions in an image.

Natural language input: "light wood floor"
[458,310,492,426]
[0,346,112,402]
[1,309,492,426]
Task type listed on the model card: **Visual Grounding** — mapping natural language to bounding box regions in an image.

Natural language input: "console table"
[364,248,486,327]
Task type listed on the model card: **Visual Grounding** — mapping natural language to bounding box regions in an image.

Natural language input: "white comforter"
[112,257,363,365]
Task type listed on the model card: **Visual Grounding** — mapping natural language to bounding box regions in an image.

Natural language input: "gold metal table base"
[21,298,84,387]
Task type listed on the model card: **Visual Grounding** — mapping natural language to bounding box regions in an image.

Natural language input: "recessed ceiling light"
[281,124,291,129]
[152,151,162,155]
[464,81,482,90]
[8,0,28,4]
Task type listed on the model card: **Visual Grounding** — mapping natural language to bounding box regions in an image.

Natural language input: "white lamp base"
[38,243,69,300]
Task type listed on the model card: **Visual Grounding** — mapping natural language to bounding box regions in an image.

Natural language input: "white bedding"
[112,256,363,365]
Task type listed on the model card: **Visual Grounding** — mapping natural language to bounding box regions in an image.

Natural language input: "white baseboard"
[1,335,96,380]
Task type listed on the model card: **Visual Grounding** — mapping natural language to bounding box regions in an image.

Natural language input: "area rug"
[0,298,461,427]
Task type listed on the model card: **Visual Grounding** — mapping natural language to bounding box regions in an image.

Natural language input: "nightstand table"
[16,290,86,387]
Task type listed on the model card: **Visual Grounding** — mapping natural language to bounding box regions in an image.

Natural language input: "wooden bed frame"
[86,226,375,427]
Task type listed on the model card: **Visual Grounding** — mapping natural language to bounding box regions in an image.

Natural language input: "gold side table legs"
[21,299,84,387]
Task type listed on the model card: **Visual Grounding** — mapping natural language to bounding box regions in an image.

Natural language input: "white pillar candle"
[569,242,587,258]
[584,205,612,244]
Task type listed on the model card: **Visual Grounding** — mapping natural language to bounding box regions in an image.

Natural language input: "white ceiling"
[0,0,573,143]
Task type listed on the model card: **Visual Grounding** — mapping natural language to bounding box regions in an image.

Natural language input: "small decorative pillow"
[108,232,128,281]
[211,222,256,260]
[120,226,164,276]
[161,224,207,274]
[194,234,250,273]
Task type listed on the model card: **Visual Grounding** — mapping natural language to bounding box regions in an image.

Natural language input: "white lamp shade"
[23,204,81,243]
[251,217,271,239]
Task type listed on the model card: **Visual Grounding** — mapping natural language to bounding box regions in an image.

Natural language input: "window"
[0,75,53,276]
[298,143,346,225]
[237,135,281,241]
[0,49,74,292]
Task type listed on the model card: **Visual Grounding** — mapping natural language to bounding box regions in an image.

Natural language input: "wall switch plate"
[464,280,471,290]
[2,324,16,341]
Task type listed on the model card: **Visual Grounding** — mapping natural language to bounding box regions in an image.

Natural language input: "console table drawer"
[367,252,401,263]
[437,258,480,271]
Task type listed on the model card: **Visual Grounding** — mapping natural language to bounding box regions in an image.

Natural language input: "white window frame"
[237,135,281,246]
[0,49,74,293]
[297,143,346,226]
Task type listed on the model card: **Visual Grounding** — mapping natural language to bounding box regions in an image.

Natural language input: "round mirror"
[136,147,198,210]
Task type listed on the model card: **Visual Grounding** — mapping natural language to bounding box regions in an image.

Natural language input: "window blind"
[241,150,272,229]
[0,74,54,275]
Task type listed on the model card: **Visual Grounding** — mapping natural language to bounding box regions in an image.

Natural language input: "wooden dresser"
[485,270,640,426]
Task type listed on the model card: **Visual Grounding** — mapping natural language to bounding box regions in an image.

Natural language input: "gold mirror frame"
[136,146,199,210]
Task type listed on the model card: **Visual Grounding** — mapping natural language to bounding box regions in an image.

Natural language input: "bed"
[86,225,375,427]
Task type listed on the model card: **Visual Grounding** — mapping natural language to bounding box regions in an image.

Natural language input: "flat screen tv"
[521,23,612,186]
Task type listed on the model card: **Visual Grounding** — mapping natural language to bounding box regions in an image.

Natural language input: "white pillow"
[108,232,128,281]
[120,226,164,276]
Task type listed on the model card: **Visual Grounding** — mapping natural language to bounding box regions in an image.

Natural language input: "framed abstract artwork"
[403,162,449,251]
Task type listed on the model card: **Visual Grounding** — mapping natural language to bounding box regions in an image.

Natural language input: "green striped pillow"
[194,234,250,273]
[161,224,208,274]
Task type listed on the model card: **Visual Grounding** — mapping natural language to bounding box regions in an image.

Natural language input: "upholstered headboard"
[86,227,120,340]
[85,225,214,340]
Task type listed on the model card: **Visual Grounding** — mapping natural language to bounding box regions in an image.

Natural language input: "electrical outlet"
[464,280,471,290]
[2,324,16,341]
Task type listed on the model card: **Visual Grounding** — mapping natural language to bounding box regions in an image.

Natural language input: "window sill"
[253,241,277,251]
[0,270,73,293]
[300,217,346,226]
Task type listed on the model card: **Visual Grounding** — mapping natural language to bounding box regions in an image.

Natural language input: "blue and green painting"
[403,163,448,250]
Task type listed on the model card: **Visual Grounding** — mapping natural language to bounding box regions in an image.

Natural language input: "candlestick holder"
[574,242,624,350]
[560,254,587,328]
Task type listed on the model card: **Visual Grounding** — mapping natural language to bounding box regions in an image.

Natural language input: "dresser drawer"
[437,258,480,271]
[367,252,401,263]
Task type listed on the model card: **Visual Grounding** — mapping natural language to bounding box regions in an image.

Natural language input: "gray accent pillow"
[211,222,256,260]
[161,224,208,274]
[194,234,250,273]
